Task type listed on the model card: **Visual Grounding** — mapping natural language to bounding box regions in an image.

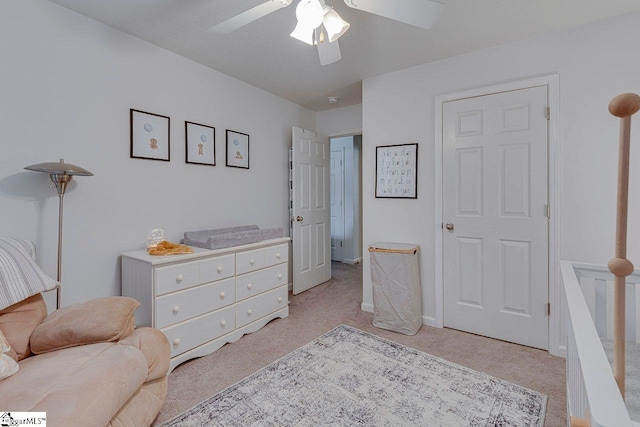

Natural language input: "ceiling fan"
[209,0,445,66]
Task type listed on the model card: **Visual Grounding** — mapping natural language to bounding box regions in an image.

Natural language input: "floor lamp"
[24,159,93,309]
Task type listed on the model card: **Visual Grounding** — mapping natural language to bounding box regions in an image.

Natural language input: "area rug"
[162,325,547,426]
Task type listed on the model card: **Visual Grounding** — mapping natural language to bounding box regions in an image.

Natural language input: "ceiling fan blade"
[317,38,341,66]
[344,0,444,30]
[209,0,292,34]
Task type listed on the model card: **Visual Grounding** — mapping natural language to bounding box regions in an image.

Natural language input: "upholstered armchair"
[0,238,170,426]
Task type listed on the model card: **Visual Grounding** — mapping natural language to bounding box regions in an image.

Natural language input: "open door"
[292,127,331,294]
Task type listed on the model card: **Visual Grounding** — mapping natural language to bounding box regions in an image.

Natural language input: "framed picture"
[375,143,418,199]
[226,129,250,169]
[185,121,215,166]
[130,109,170,161]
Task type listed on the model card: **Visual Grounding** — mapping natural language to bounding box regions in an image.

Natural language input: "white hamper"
[368,242,422,335]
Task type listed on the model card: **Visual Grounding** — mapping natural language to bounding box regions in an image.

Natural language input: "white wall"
[317,104,362,137]
[0,0,315,307]
[362,12,640,325]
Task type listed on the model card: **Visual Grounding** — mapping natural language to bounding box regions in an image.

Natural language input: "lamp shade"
[24,159,93,176]
[290,20,315,45]
[290,0,325,45]
[323,7,350,42]
[296,0,324,28]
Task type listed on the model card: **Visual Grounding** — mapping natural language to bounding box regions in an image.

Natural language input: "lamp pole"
[25,159,93,309]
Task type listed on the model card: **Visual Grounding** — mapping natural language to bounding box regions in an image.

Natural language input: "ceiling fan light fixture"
[290,20,315,45]
[290,0,325,45]
[297,0,325,28]
[322,7,350,42]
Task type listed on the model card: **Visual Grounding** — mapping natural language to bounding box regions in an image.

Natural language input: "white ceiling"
[48,0,640,111]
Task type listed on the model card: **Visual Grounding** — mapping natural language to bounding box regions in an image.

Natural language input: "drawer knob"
[247,309,253,316]
[249,258,255,265]
[176,274,184,282]
[220,291,226,299]
[276,253,281,259]
[278,297,283,303]
[247,283,253,290]
[220,319,226,327]
[172,305,180,313]
[277,274,282,280]
[217,266,223,273]
[173,338,181,346]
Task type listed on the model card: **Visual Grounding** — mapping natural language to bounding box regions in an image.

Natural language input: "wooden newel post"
[607,92,640,399]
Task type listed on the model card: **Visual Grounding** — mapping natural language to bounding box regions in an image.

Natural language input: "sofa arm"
[118,328,170,382]
[30,297,139,354]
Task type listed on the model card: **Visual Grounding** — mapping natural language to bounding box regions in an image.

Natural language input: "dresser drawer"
[236,264,287,302]
[155,261,200,296]
[154,254,235,296]
[236,285,288,329]
[236,247,266,275]
[264,243,288,267]
[199,254,235,283]
[155,277,235,329]
[163,305,235,358]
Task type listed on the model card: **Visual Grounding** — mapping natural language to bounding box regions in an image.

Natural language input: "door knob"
[445,223,455,231]
[296,216,303,222]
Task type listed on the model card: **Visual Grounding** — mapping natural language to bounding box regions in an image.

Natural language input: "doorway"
[435,75,561,354]
[329,135,363,265]
[442,86,549,349]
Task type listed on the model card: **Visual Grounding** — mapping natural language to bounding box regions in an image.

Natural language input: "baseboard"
[288,282,293,292]
[422,315,437,328]
[550,343,567,358]
[361,303,436,328]
[343,257,362,265]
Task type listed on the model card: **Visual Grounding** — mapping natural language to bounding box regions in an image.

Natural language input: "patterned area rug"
[162,325,546,426]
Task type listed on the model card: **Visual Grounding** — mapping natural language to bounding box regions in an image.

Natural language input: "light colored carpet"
[154,262,565,426]
[161,325,546,426]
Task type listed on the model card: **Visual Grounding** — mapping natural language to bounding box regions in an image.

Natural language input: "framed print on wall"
[226,129,250,169]
[375,143,418,198]
[185,121,215,166]
[130,109,170,161]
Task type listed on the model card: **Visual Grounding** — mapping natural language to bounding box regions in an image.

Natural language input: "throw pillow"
[0,238,57,311]
[0,294,48,361]
[30,297,139,354]
[0,328,19,381]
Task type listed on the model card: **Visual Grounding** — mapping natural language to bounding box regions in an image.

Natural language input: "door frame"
[330,145,346,262]
[434,74,563,356]
[327,132,364,265]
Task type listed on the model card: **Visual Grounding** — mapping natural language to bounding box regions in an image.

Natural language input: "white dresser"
[121,238,290,372]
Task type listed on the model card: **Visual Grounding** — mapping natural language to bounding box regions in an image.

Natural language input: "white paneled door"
[330,147,345,262]
[443,86,549,349]
[292,127,331,294]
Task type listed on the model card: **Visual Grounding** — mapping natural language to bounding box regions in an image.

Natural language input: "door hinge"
[545,106,550,120]
[547,303,551,316]
[545,204,551,218]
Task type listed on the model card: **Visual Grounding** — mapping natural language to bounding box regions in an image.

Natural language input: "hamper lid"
[368,242,419,254]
